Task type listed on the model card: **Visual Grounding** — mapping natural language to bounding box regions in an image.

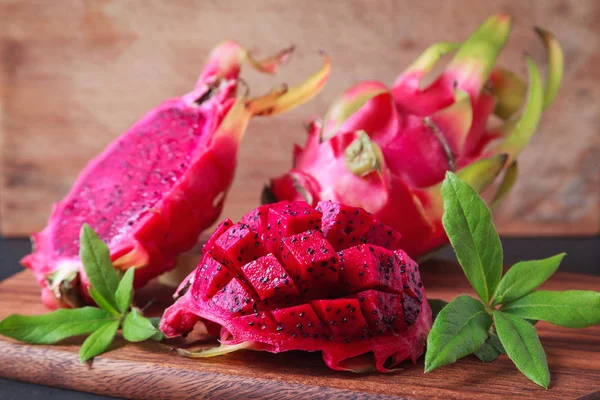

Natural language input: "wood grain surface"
[1,0,599,237]
[0,261,598,400]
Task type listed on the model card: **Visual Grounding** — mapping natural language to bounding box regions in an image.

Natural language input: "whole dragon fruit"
[22,41,330,309]
[265,15,564,258]
[160,201,432,372]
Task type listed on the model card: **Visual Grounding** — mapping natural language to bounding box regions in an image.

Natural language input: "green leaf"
[428,299,449,322]
[115,268,135,314]
[0,307,115,344]
[79,320,120,363]
[148,317,165,342]
[79,224,120,309]
[441,172,503,304]
[494,311,550,388]
[89,287,121,316]
[122,310,157,342]
[474,332,505,362]
[501,290,600,328]
[492,253,565,305]
[425,295,492,372]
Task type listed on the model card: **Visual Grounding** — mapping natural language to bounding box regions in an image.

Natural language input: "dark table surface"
[1,236,598,400]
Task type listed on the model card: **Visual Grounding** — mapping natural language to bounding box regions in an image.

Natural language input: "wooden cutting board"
[0,260,598,400]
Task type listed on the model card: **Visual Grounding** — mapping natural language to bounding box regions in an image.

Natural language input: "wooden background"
[0,0,598,237]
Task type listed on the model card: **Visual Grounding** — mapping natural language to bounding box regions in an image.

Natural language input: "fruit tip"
[498,153,509,165]
[533,26,552,39]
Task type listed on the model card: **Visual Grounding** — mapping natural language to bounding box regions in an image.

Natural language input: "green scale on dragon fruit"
[161,200,432,372]
[265,14,564,260]
[21,41,331,309]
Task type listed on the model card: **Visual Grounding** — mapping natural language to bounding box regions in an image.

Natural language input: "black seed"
[372,310,378,315]
[343,338,349,343]
[296,324,302,329]
[292,333,297,338]
[326,306,332,312]
[342,317,347,323]
[276,325,283,331]
[249,321,255,326]
[308,322,313,327]
[299,312,305,317]
[350,307,356,313]
[358,271,364,277]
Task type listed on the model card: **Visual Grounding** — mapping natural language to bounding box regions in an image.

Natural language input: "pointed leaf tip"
[247,51,330,117]
[534,27,564,108]
[494,56,544,161]
[446,14,512,96]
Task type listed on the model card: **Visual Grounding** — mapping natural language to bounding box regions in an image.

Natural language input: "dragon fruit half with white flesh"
[265,14,563,258]
[22,41,330,309]
[160,200,432,372]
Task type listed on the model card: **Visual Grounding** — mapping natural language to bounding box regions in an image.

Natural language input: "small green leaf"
[428,299,449,322]
[441,172,503,304]
[425,295,492,372]
[501,290,600,328]
[122,310,157,342]
[79,320,120,363]
[115,268,135,314]
[492,253,565,305]
[494,311,550,388]
[474,332,505,362]
[89,287,121,316]
[79,224,120,309]
[0,307,115,344]
[148,317,165,342]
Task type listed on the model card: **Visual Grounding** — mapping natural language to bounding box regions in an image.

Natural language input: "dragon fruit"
[22,41,330,309]
[265,14,564,258]
[160,201,432,372]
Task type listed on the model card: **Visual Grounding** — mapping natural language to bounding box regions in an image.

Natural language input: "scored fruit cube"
[210,223,265,269]
[191,255,234,300]
[210,278,260,316]
[241,254,301,302]
[264,201,322,255]
[338,245,403,294]
[272,303,330,339]
[317,200,373,251]
[311,298,369,340]
[280,230,339,294]
[356,290,408,334]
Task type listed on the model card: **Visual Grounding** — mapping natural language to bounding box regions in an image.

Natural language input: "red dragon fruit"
[160,201,432,372]
[265,15,564,258]
[22,41,330,309]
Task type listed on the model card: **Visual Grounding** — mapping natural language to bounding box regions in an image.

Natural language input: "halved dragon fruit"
[160,201,432,372]
[265,15,564,258]
[22,41,330,309]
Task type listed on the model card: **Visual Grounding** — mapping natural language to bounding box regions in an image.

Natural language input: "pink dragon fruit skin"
[161,201,432,372]
[22,41,331,309]
[266,15,564,258]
